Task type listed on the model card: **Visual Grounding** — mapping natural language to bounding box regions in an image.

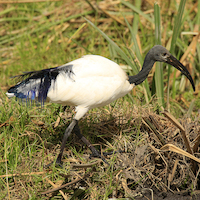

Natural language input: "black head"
[149,45,195,91]
[149,45,171,62]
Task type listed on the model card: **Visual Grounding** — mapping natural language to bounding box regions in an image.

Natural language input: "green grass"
[0,0,199,199]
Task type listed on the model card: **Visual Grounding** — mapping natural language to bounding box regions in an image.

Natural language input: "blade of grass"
[196,0,200,64]
[131,0,142,58]
[66,23,87,44]
[167,0,186,107]
[125,0,150,102]
[0,11,94,45]
[0,17,31,22]
[161,144,200,163]
[124,17,143,65]
[154,3,164,108]
[186,100,195,118]
[85,0,98,14]
[123,16,150,102]
[0,0,60,2]
[0,7,16,16]
[121,0,154,24]
[132,0,141,35]
[170,0,186,54]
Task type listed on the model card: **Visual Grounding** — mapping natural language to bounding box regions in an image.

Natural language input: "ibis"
[6,45,195,164]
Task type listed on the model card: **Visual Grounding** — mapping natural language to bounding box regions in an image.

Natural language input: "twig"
[54,112,63,128]
[41,172,90,195]
[149,115,163,133]
[162,111,199,174]
[72,160,101,168]
[143,117,166,146]
[162,110,193,155]
[0,171,48,178]
[161,144,200,163]
[193,129,200,153]
[0,0,60,3]
[142,188,154,200]
[0,116,14,128]
[168,159,179,188]
[5,143,11,200]
[45,177,68,200]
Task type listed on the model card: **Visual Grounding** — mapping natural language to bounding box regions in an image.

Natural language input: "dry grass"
[1,102,200,199]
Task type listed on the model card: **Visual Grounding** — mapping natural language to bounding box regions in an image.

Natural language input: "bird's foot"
[44,161,54,168]
[54,153,63,167]
[102,149,125,156]
[89,147,109,164]
[44,160,63,168]
[44,154,63,168]
[89,148,124,164]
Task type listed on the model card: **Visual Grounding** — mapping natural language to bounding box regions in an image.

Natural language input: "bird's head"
[149,45,195,91]
[149,45,171,62]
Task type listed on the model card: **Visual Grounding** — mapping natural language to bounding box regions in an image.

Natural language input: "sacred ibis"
[6,45,195,164]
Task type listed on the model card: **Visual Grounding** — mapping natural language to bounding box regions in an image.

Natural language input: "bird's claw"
[44,154,63,168]
[89,149,124,164]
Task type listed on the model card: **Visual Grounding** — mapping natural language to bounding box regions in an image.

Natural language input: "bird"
[6,45,195,164]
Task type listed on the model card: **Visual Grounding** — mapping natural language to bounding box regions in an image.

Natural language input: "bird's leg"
[56,119,78,164]
[73,122,108,164]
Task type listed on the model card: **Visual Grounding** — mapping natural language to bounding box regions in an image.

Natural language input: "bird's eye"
[162,53,167,57]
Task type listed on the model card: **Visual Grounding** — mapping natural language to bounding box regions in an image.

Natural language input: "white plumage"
[47,55,134,119]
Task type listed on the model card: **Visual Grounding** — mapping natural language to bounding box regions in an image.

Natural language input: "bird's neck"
[128,55,155,85]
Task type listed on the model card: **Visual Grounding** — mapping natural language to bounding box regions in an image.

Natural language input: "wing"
[6,64,74,104]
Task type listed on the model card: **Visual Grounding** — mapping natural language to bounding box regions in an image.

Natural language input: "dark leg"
[74,122,109,164]
[56,119,78,164]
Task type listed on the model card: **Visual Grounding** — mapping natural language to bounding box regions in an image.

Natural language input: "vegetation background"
[0,0,200,199]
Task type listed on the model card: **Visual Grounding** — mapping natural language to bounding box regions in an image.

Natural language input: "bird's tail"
[6,70,55,104]
[7,64,74,104]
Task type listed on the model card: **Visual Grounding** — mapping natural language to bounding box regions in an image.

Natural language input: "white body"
[7,55,134,120]
[47,55,134,119]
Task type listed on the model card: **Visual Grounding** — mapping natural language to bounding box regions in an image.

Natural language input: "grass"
[0,0,200,199]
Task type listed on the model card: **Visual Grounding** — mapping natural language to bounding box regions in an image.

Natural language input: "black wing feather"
[7,65,74,103]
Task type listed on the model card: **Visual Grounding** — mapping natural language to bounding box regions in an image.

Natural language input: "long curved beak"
[166,55,195,91]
